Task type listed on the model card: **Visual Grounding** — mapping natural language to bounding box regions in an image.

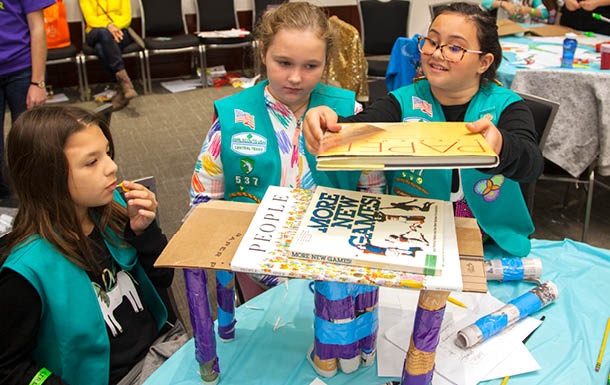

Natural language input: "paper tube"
[456,281,558,349]
[402,290,450,385]
[215,270,236,341]
[485,258,542,282]
[183,269,219,384]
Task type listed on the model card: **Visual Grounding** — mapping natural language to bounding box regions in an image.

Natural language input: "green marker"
[593,13,610,24]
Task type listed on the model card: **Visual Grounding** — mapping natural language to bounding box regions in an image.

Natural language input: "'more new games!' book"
[230,185,463,291]
[288,186,447,275]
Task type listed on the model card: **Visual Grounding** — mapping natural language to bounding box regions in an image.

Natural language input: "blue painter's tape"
[501,258,524,281]
[314,280,377,301]
[314,308,378,345]
[216,270,234,287]
[508,292,543,320]
[475,314,508,340]
[217,306,235,327]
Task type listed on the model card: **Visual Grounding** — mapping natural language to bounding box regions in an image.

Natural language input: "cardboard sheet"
[155,200,487,293]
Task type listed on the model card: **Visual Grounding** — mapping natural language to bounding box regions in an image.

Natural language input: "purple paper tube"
[315,290,356,321]
[216,271,236,341]
[183,269,220,380]
[401,290,449,385]
[355,288,379,313]
[314,336,360,360]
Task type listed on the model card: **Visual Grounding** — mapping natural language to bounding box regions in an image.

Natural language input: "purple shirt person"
[0,0,53,198]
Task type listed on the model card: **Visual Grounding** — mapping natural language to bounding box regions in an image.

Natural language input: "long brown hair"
[254,2,335,77]
[2,106,128,274]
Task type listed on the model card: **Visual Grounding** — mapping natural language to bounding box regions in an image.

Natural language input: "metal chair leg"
[582,169,595,242]
[144,50,152,93]
[80,55,91,101]
[199,45,207,88]
[138,51,148,94]
[76,54,85,102]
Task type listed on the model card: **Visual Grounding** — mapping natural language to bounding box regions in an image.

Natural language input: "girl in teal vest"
[189,2,382,378]
[0,106,181,385]
[303,2,544,258]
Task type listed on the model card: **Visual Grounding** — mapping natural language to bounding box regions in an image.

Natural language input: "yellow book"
[317,122,499,171]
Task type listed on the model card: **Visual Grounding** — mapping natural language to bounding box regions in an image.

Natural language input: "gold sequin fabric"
[322,16,369,102]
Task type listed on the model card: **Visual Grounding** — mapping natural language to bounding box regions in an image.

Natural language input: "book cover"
[230,186,463,292]
[317,122,499,171]
[289,187,446,275]
[231,186,463,291]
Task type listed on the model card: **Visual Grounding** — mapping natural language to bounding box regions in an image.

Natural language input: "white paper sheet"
[377,288,542,384]
[45,93,69,104]
[160,79,202,93]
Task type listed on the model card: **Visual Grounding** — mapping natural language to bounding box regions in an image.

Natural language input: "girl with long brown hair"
[0,106,179,385]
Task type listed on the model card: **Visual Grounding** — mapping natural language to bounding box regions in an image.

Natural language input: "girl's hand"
[502,1,518,14]
[580,0,600,11]
[564,0,581,11]
[121,180,158,236]
[466,117,503,155]
[302,106,341,155]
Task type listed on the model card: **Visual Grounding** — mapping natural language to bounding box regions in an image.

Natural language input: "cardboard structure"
[155,200,487,293]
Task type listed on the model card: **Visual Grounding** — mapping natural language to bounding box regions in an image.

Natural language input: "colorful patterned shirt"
[190,86,385,204]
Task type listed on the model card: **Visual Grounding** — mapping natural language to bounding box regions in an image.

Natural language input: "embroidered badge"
[234,109,255,129]
[474,175,504,202]
[231,132,267,156]
[403,117,430,123]
[240,158,255,174]
[412,96,433,117]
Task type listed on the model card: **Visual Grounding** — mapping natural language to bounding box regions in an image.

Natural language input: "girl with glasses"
[303,2,543,258]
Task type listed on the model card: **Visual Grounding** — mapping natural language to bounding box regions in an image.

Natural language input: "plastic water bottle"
[561,32,578,68]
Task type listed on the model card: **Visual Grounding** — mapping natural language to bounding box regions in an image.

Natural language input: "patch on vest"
[234,109,255,129]
[474,174,504,202]
[403,117,430,123]
[231,132,267,156]
[412,96,433,117]
[240,158,254,174]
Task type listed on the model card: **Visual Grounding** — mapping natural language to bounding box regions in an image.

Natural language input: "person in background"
[482,0,549,23]
[0,0,52,201]
[560,0,610,35]
[79,0,138,109]
[303,2,544,259]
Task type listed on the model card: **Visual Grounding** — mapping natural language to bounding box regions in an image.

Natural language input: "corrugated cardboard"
[497,19,527,37]
[155,200,487,293]
[497,19,577,37]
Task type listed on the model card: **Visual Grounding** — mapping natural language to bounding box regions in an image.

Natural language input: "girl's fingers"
[127,198,156,210]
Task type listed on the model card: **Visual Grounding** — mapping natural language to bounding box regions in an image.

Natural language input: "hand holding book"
[465,114,503,155]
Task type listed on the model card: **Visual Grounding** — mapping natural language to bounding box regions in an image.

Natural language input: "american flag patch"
[235,109,255,129]
[412,96,433,117]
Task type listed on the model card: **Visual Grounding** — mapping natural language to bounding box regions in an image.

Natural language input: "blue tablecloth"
[144,239,610,385]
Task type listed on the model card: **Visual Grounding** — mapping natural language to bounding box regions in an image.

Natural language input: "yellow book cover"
[317,122,499,170]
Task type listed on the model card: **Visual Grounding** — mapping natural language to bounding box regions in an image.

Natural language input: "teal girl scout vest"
[215,80,361,203]
[1,191,167,385]
[386,79,534,257]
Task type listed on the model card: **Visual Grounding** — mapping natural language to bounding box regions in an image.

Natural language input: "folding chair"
[195,0,254,86]
[138,0,204,90]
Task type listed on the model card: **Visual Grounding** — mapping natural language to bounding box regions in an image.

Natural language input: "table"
[497,36,610,178]
[145,239,610,385]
